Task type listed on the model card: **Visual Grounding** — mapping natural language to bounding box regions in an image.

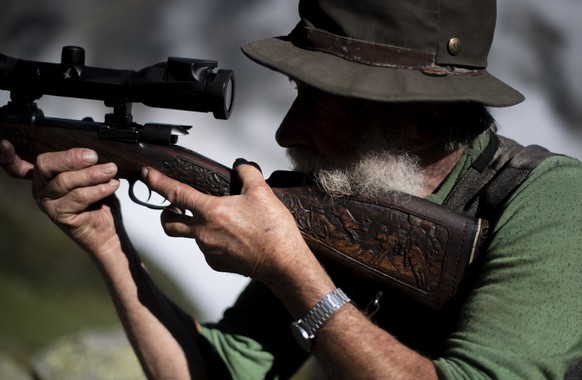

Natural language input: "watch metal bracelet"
[290,288,351,352]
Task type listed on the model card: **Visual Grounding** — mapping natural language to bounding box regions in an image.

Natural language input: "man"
[2,0,582,378]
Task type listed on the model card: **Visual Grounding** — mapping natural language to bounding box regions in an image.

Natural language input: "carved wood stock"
[269,179,488,309]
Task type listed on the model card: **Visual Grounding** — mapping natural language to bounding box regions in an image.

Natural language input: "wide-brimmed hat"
[241,0,524,107]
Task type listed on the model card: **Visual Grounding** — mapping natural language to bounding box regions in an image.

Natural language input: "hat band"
[290,25,485,76]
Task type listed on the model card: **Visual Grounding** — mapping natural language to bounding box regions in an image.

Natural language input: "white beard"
[286,126,426,198]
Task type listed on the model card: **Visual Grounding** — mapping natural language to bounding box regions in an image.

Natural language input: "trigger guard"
[128,181,167,210]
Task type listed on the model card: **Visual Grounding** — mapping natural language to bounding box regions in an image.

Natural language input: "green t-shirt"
[201,133,582,379]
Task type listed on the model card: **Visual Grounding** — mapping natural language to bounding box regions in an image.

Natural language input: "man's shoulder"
[520,151,582,190]
[500,148,582,222]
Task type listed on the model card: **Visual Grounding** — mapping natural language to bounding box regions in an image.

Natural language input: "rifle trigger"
[363,291,383,319]
[128,180,167,210]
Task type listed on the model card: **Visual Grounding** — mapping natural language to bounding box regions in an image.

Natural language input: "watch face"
[290,321,313,352]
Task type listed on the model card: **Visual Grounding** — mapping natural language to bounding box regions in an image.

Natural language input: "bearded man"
[1,0,582,379]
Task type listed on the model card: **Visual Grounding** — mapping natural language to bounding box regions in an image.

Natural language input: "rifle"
[0,46,487,310]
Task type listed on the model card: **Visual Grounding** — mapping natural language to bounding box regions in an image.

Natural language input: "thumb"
[231,158,265,195]
[0,140,34,179]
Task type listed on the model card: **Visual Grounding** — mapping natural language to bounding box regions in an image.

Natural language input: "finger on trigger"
[142,167,191,208]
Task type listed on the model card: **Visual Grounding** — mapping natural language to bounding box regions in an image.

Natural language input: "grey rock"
[31,327,146,380]
[0,353,31,380]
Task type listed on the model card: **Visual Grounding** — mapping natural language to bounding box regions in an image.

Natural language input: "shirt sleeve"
[199,280,309,379]
[434,156,582,378]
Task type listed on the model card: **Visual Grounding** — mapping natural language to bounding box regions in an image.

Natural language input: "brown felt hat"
[241,0,524,107]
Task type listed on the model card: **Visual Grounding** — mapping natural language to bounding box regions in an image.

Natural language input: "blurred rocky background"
[0,0,580,379]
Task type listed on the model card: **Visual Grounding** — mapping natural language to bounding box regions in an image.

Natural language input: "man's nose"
[275,99,313,148]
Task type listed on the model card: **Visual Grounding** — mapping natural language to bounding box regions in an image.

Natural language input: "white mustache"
[286,145,425,198]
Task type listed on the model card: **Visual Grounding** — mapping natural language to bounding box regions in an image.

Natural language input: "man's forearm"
[268,247,437,380]
[92,233,208,380]
[0,141,210,378]
[315,306,438,379]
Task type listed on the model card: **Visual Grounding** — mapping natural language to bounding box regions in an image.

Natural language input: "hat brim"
[242,37,524,107]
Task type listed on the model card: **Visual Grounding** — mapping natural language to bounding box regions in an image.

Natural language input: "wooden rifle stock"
[0,119,488,310]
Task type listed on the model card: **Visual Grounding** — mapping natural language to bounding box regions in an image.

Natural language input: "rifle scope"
[0,46,235,119]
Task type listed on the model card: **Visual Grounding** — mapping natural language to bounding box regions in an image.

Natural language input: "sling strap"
[443,133,555,224]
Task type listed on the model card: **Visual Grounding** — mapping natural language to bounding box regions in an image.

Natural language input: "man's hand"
[142,161,312,285]
[33,148,122,255]
[1,140,122,256]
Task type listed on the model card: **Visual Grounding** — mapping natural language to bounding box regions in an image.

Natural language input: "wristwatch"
[290,288,351,352]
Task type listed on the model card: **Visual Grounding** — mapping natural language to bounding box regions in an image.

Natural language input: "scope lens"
[224,77,234,113]
[209,69,235,119]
